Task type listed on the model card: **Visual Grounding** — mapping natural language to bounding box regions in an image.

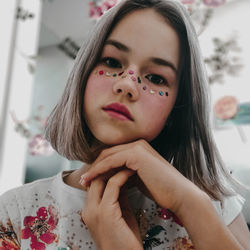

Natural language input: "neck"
[63,164,91,191]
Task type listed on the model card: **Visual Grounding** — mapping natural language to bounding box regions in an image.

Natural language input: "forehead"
[107,8,180,69]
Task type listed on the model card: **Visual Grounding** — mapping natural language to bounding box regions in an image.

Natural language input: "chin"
[95,133,136,146]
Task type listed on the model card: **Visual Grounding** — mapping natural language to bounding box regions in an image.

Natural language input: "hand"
[81,169,143,250]
[80,139,203,215]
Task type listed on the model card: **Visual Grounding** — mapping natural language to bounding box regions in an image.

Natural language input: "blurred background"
[0,0,249,227]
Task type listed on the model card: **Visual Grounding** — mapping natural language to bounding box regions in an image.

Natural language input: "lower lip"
[104,110,131,121]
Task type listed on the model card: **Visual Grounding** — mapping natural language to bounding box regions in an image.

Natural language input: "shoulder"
[0,173,59,214]
[212,194,245,226]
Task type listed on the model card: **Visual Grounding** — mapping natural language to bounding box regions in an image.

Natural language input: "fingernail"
[79,174,87,187]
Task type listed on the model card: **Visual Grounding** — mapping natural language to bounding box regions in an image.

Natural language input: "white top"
[0,171,244,250]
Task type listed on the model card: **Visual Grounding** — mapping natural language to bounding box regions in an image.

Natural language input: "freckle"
[131,76,136,81]
[128,70,134,75]
[99,70,104,75]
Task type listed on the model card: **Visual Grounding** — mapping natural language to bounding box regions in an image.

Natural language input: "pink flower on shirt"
[21,205,58,250]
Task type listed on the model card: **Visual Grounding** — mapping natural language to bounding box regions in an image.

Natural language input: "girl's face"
[84,9,180,146]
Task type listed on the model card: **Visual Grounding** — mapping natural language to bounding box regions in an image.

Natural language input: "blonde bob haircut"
[45,0,238,201]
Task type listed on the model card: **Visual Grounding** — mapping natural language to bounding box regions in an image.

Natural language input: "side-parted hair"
[45,0,238,201]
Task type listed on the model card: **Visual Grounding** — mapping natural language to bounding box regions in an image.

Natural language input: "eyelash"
[145,74,168,86]
[100,57,168,86]
[101,57,122,68]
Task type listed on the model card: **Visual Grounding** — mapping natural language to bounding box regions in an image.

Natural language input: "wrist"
[174,184,210,221]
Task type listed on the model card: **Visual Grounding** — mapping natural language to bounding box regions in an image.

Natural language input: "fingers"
[81,149,137,187]
[102,169,135,206]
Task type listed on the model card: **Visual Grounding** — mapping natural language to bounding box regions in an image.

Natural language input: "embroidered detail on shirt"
[158,208,183,227]
[169,236,195,249]
[0,220,20,249]
[143,225,165,250]
[21,205,59,250]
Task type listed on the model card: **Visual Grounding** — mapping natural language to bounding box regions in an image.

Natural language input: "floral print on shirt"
[21,205,59,250]
[0,220,20,249]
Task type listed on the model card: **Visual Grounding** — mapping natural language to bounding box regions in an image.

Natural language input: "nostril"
[128,93,132,98]
[117,89,122,93]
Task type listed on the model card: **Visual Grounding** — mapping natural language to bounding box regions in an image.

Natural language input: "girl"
[0,0,249,249]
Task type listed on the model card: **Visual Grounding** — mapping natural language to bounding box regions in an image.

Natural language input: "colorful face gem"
[131,76,137,82]
[96,69,169,98]
[137,77,141,84]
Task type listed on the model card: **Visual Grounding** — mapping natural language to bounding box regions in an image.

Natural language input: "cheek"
[85,73,113,101]
[140,93,174,120]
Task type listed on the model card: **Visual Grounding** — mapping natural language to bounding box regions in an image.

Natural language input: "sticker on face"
[94,69,169,97]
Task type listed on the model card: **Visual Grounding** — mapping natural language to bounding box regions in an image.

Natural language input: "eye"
[145,74,167,86]
[101,57,122,69]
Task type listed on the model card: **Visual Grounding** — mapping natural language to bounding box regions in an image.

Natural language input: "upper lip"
[102,102,134,121]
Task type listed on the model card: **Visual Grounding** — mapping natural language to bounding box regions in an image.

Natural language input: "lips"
[102,103,133,121]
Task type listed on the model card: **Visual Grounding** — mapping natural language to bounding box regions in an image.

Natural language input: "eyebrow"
[105,39,178,74]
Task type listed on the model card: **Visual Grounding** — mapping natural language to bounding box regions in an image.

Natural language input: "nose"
[112,74,140,101]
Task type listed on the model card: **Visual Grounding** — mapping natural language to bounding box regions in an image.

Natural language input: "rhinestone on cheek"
[137,77,141,84]
[166,92,169,96]
[118,71,124,76]
[159,91,164,96]
[99,70,104,75]
[149,90,155,94]
[106,72,111,77]
[143,86,147,91]
[128,70,134,75]
[113,73,117,77]
[131,76,137,81]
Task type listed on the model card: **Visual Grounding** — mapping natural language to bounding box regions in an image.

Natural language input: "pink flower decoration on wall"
[29,134,54,156]
[202,0,226,7]
[181,0,195,4]
[89,0,119,19]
